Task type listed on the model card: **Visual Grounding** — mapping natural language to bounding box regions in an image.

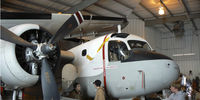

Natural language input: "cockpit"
[108,40,129,61]
[108,40,151,62]
[128,40,151,51]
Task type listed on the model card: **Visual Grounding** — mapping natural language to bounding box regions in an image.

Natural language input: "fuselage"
[69,33,180,99]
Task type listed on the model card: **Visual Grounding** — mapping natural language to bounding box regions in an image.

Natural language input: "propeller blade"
[41,58,60,100]
[0,26,37,50]
[49,11,84,44]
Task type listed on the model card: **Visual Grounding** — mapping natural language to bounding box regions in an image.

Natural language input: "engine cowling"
[0,24,60,89]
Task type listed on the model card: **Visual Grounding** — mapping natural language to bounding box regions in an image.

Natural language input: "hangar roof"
[1,0,200,33]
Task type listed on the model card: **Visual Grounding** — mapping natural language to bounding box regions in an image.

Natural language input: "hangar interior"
[1,0,200,100]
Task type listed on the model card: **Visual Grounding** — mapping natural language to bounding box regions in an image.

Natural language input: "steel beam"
[191,19,198,30]
[94,3,126,17]
[181,0,198,30]
[181,0,191,14]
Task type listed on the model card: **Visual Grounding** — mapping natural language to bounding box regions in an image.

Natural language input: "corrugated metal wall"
[122,19,162,50]
[122,19,145,38]
[145,27,162,51]
[160,30,200,77]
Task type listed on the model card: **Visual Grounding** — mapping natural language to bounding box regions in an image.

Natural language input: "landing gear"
[12,90,23,100]
[12,90,17,100]
[119,96,146,100]
[119,98,133,100]
[141,96,145,100]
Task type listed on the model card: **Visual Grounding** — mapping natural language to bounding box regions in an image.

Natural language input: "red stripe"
[0,86,3,94]
[103,35,109,90]
[22,90,25,100]
[75,12,83,24]
[142,71,144,88]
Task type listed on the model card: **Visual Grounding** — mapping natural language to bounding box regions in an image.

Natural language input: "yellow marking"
[86,36,110,61]
[86,55,94,61]
[130,86,134,90]
[45,72,50,84]
[97,36,110,53]
[57,12,62,14]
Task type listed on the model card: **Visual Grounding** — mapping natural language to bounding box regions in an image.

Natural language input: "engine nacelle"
[0,24,41,89]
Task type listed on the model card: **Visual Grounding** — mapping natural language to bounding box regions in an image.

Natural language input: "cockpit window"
[108,41,129,62]
[128,40,151,51]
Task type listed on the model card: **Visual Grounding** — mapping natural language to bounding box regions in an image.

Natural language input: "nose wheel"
[12,89,23,100]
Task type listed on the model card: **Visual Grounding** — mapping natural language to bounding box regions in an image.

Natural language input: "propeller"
[0,26,37,50]
[1,11,84,100]
[41,58,60,100]
[49,11,83,44]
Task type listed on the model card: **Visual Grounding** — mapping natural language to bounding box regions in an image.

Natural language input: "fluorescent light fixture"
[173,53,195,57]
[183,53,195,56]
[173,54,184,57]
[158,6,164,15]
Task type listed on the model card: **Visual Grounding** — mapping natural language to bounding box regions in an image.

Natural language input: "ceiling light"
[158,6,164,15]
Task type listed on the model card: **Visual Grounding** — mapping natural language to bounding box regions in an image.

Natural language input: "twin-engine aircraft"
[0,11,179,100]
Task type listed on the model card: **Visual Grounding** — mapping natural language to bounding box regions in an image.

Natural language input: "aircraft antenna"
[117,24,121,33]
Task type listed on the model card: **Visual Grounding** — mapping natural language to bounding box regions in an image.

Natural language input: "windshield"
[108,41,129,62]
[128,40,151,51]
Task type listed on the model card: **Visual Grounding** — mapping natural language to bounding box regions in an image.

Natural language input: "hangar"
[1,0,200,100]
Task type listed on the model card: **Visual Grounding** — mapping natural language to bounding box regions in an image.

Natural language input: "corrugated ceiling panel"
[165,0,184,14]
[6,0,50,12]
[60,0,81,6]
[187,0,200,12]
[134,5,154,19]
[2,7,23,12]
[97,0,132,16]
[86,5,121,17]
[115,0,141,8]
[47,2,69,11]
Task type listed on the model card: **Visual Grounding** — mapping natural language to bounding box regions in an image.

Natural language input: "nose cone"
[123,50,180,87]
[107,50,180,98]
[160,59,180,85]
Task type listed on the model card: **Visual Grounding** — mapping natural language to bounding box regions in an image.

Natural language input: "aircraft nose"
[122,50,172,62]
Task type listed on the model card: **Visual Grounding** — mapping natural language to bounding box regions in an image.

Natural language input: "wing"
[1,12,128,38]
[68,15,128,38]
